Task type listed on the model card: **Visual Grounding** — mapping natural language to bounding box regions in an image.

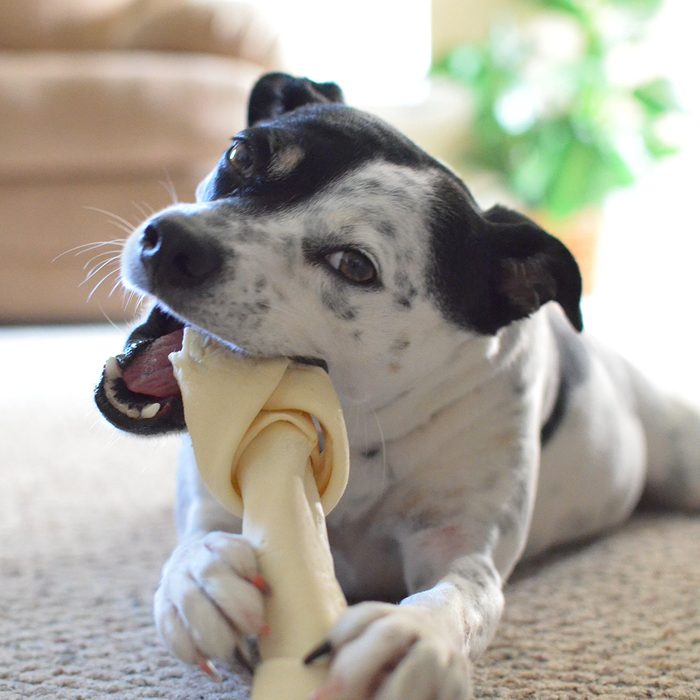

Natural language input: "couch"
[0,0,280,322]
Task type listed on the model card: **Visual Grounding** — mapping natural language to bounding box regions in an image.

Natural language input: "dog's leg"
[153,441,268,671]
[308,551,505,700]
[311,469,532,699]
[641,391,700,511]
[615,355,700,511]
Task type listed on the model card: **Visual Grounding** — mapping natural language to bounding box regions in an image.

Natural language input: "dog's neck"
[338,317,536,447]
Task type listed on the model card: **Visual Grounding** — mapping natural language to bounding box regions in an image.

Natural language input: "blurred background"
[2,7,698,696]
[1,0,698,400]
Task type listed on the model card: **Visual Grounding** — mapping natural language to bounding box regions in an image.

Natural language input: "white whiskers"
[82,248,123,270]
[87,267,121,301]
[51,204,152,313]
[160,169,179,205]
[132,200,156,220]
[83,206,139,235]
[81,255,123,285]
[51,238,126,263]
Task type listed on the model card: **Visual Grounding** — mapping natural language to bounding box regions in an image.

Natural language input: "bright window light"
[252,0,432,106]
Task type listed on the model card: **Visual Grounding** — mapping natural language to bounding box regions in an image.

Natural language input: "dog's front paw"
[154,532,268,671]
[308,602,471,700]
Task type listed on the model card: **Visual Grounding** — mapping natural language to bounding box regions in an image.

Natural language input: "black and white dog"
[95,73,700,699]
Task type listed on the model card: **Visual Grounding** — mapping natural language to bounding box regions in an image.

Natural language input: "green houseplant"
[434,0,677,291]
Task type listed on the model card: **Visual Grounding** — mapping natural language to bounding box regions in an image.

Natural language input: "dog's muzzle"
[94,306,187,435]
[94,304,329,436]
[137,218,223,293]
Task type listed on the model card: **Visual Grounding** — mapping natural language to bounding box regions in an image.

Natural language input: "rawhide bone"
[170,328,350,699]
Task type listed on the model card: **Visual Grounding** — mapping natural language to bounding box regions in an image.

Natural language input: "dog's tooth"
[140,403,161,419]
[104,367,160,421]
[104,377,146,418]
[187,329,206,362]
[104,377,119,402]
[105,356,122,380]
[104,378,139,418]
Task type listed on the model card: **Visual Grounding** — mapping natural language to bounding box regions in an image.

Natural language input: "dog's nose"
[139,219,222,289]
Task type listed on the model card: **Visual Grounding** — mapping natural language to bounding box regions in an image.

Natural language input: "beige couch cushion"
[0,51,262,180]
[0,0,129,48]
[0,0,280,322]
[0,0,280,67]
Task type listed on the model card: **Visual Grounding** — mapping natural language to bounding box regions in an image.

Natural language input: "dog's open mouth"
[95,305,329,436]
[95,306,187,435]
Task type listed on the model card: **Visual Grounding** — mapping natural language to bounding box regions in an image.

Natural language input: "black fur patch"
[254,276,267,292]
[199,104,435,213]
[362,446,381,459]
[428,183,583,335]
[390,337,411,353]
[247,73,344,126]
[394,294,413,310]
[427,176,496,333]
[321,288,358,321]
[540,310,590,444]
[378,221,397,238]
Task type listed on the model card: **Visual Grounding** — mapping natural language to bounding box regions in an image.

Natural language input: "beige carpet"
[1,326,699,699]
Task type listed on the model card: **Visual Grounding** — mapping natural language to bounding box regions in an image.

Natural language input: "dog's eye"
[226,140,255,178]
[325,249,378,285]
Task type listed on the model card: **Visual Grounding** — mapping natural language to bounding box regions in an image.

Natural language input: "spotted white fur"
[113,75,700,700]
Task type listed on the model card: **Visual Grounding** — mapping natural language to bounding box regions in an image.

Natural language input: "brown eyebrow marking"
[268,145,305,179]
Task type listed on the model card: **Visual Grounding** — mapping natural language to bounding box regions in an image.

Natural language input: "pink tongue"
[122,329,184,398]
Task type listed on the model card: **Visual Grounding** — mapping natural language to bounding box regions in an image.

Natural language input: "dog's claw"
[309,678,345,700]
[304,639,333,665]
[234,644,257,674]
[195,652,223,682]
[246,574,272,595]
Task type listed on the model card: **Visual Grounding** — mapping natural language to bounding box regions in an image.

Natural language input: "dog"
[95,73,700,699]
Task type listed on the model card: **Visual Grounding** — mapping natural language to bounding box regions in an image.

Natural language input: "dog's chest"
[324,447,423,601]
[327,513,406,601]
[321,317,550,598]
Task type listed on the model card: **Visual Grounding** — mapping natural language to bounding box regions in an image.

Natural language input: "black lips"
[94,306,186,436]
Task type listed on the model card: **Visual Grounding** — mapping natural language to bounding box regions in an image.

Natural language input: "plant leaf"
[633,78,678,116]
[434,0,672,217]
[533,0,587,21]
[434,45,483,84]
[642,125,679,159]
[607,0,664,18]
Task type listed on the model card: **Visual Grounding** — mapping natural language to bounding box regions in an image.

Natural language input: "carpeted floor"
[1,326,699,699]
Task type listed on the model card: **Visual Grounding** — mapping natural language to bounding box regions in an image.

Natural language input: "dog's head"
[95,72,582,435]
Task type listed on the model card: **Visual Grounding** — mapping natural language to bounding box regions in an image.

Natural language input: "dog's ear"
[483,205,583,332]
[247,72,344,126]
